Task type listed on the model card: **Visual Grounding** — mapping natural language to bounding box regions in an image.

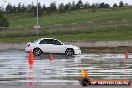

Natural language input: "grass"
[0,30,132,42]
[0,7,132,42]
[6,7,132,27]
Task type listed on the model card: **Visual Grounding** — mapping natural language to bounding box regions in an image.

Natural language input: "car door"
[38,39,52,53]
[50,39,66,53]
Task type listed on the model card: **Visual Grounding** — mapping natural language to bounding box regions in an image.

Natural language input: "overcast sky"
[1,0,132,7]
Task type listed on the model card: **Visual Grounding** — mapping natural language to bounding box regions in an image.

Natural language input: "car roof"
[40,38,56,40]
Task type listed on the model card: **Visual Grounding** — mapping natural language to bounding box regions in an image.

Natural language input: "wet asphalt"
[0,49,132,87]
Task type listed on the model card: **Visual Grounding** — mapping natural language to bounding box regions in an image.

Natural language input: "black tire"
[33,48,42,56]
[65,48,74,56]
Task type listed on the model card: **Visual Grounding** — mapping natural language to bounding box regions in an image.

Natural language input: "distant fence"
[0,21,132,38]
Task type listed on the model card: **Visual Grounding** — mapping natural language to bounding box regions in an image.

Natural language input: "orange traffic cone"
[85,71,88,78]
[29,49,34,65]
[125,51,128,59]
[50,52,53,60]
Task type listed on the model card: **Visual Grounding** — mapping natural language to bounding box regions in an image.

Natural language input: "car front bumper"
[74,49,81,55]
[25,47,30,53]
[25,47,33,53]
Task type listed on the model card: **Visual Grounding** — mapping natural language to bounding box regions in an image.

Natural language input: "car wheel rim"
[66,49,73,56]
[34,49,41,55]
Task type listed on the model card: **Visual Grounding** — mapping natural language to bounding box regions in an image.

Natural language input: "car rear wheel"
[65,48,74,56]
[33,48,42,56]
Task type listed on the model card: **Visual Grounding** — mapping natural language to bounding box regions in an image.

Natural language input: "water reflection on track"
[0,49,132,85]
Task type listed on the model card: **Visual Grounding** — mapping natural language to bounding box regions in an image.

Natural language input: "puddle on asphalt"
[0,49,132,85]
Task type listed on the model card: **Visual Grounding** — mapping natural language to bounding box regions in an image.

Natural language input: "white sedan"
[25,38,81,56]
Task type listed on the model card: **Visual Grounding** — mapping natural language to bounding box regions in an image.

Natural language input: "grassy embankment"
[0,7,132,42]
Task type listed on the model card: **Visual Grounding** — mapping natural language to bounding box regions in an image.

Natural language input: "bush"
[0,11,9,27]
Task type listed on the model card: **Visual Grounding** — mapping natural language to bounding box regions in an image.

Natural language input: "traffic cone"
[85,71,88,78]
[50,52,53,60]
[125,51,128,59]
[29,49,34,65]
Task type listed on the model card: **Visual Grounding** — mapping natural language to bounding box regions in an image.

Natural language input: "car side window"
[39,40,46,44]
[39,39,52,44]
[51,40,62,45]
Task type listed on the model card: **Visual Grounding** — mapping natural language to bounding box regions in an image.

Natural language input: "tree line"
[0,0,131,16]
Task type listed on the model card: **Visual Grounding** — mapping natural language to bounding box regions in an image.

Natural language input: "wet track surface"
[0,49,132,85]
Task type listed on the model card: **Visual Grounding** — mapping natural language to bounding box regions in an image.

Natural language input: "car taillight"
[27,44,30,47]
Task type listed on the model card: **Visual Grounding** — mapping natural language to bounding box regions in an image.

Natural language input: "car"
[25,38,81,56]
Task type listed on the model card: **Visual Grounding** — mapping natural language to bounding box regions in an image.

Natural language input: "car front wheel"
[33,48,42,56]
[65,48,74,56]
